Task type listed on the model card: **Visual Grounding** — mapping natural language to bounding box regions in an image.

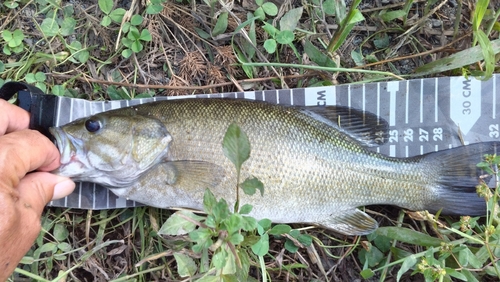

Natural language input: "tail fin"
[422,142,499,216]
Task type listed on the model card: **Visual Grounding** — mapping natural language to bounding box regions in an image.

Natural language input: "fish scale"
[50,98,498,235]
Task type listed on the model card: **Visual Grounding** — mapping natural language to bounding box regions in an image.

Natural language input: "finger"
[0,130,61,188]
[17,172,75,212]
[0,173,74,280]
[0,99,30,135]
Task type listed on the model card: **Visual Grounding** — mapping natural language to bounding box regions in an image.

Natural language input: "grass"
[1,0,500,281]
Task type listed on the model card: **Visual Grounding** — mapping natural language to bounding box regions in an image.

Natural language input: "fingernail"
[52,178,76,200]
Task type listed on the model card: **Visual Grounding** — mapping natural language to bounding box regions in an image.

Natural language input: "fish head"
[49,110,172,187]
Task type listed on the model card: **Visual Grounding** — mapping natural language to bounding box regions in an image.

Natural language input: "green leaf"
[380,10,407,22]
[304,40,337,68]
[475,29,494,80]
[159,210,204,235]
[2,30,13,42]
[109,8,126,23]
[415,38,500,76]
[101,15,112,27]
[190,228,213,253]
[130,14,143,26]
[11,29,24,47]
[53,224,69,241]
[224,213,243,234]
[60,17,76,36]
[262,22,278,37]
[373,33,389,49]
[128,26,141,39]
[360,269,375,279]
[254,7,265,21]
[131,40,143,53]
[4,0,19,9]
[174,253,198,277]
[203,189,217,213]
[52,85,65,96]
[40,18,60,37]
[375,227,443,247]
[397,255,417,281]
[275,30,294,45]
[284,238,299,253]
[279,7,302,31]
[212,12,228,37]
[361,246,384,267]
[213,250,227,269]
[98,0,113,14]
[262,2,278,16]
[239,204,253,215]
[323,0,335,15]
[241,216,257,231]
[197,276,220,282]
[229,233,244,245]
[240,177,264,196]
[222,123,250,173]
[269,224,291,235]
[146,4,164,14]
[25,73,36,83]
[263,39,277,53]
[472,0,488,31]
[458,248,482,269]
[251,233,269,256]
[297,233,312,246]
[255,0,264,6]
[351,50,364,66]
[257,219,272,234]
[460,269,479,282]
[57,242,71,252]
[445,268,467,281]
[195,27,211,39]
[140,29,152,41]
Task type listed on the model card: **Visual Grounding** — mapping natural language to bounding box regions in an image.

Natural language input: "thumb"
[17,172,75,213]
[0,173,74,280]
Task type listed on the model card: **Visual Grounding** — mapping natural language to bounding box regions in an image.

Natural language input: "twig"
[47,73,317,90]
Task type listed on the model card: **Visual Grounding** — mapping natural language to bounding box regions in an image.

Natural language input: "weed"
[2,29,25,55]
[159,123,311,280]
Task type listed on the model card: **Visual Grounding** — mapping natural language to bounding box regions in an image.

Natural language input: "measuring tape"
[47,74,499,209]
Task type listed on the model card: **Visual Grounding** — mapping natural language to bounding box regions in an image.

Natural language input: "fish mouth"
[49,127,85,176]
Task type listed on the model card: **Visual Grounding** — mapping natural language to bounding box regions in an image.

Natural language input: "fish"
[49,98,498,236]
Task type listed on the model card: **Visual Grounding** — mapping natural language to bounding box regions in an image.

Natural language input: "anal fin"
[317,209,378,236]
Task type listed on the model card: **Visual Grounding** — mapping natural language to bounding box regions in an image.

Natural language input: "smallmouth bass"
[50,98,498,235]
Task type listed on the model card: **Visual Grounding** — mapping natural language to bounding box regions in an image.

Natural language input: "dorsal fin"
[304,106,389,147]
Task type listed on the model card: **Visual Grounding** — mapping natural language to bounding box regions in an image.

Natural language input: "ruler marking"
[348,84,351,108]
[78,184,82,209]
[435,144,439,152]
[387,82,398,127]
[420,79,423,123]
[494,75,497,119]
[362,84,366,111]
[389,145,396,157]
[377,83,380,118]
[420,145,424,155]
[405,146,409,157]
[405,81,409,124]
[435,77,438,122]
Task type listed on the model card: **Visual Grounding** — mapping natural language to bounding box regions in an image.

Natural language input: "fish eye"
[85,119,101,133]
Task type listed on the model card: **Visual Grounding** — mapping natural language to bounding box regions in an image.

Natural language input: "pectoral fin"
[317,209,378,235]
[162,160,225,190]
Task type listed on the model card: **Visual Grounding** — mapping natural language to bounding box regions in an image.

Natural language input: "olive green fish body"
[51,99,497,235]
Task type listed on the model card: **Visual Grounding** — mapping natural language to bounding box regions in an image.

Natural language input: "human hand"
[0,99,75,281]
